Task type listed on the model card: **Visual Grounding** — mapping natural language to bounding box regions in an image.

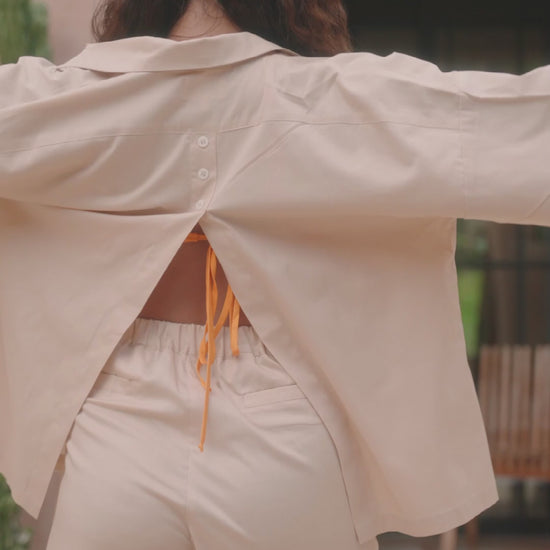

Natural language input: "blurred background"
[0,0,549,549]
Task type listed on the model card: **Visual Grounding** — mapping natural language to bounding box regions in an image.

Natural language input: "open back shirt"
[1,30,550,544]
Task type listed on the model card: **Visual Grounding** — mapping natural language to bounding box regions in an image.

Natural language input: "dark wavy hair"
[90,0,353,56]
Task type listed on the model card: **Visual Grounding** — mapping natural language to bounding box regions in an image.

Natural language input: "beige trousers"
[42,317,379,550]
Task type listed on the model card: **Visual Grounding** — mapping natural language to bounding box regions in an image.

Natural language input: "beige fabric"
[1,29,550,544]
[44,317,379,550]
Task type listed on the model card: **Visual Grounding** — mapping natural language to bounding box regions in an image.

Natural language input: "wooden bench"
[479,344,550,480]
[439,344,550,550]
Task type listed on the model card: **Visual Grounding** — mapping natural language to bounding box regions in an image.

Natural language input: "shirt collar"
[58,31,300,73]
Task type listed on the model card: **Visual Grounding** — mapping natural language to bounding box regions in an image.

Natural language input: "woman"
[1,0,549,549]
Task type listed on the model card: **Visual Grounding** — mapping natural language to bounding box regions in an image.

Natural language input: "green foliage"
[0,474,32,550]
[0,0,52,64]
[456,219,489,360]
[457,269,485,359]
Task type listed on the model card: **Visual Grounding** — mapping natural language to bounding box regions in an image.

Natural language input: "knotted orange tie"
[184,232,241,451]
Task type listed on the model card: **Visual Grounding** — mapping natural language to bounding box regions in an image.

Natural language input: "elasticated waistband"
[121,317,268,361]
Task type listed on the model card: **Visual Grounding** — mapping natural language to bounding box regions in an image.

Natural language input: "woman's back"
[5,0,545,545]
[138,222,252,325]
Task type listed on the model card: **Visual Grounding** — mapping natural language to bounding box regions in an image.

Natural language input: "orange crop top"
[185,232,241,452]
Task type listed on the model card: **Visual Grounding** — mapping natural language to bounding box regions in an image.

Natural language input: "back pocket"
[240,382,324,427]
[91,370,137,393]
[242,383,306,408]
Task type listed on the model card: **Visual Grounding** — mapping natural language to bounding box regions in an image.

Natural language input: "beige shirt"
[1,30,550,544]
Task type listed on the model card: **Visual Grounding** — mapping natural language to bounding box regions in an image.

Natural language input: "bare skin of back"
[138,223,252,326]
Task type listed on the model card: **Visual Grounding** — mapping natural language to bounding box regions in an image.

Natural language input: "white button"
[198,168,209,180]
[198,135,209,148]
[195,199,205,209]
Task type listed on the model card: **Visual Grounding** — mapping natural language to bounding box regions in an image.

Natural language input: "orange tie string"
[184,232,241,452]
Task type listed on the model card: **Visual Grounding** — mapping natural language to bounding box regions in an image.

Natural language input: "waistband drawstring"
[184,232,241,451]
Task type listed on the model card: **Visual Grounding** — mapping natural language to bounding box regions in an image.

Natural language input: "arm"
[0,55,105,207]
[0,56,172,211]
[457,65,550,226]
[376,52,550,226]
[275,51,550,226]
[0,55,61,107]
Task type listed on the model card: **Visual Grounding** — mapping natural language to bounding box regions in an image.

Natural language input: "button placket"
[193,133,214,212]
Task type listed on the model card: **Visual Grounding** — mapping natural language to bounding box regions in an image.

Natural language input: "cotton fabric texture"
[1,30,550,545]
[44,317,379,550]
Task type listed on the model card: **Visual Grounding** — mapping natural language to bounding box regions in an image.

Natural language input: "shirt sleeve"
[267,50,550,226]
[0,56,103,208]
[0,56,170,211]
[457,65,550,226]
[368,52,550,226]
[0,55,61,108]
